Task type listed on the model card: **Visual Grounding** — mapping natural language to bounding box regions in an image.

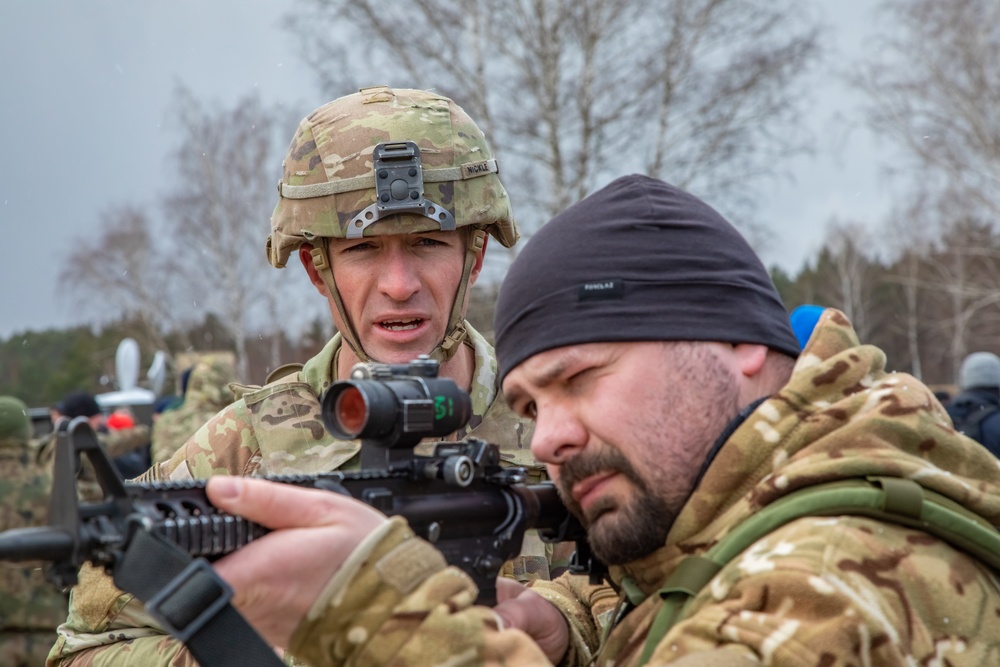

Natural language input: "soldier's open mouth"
[381,319,422,331]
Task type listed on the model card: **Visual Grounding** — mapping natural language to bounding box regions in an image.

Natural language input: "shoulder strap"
[227,364,306,401]
[637,477,1000,665]
[264,362,305,385]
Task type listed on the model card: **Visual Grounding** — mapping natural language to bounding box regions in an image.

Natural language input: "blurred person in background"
[946,351,1000,457]
[0,396,68,666]
[150,353,236,465]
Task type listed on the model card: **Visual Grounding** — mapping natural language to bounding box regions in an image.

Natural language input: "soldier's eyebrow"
[504,358,572,407]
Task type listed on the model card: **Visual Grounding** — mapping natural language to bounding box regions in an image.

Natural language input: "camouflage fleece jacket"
[281,309,1000,667]
[50,323,538,666]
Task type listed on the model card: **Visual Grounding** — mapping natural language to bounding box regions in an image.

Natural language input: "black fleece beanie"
[494,174,799,382]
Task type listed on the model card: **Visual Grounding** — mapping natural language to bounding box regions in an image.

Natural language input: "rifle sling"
[114,528,283,667]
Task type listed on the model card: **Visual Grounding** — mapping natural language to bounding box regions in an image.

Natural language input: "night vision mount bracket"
[347,141,457,238]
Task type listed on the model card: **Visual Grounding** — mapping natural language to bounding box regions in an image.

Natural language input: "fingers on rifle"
[206,476,348,529]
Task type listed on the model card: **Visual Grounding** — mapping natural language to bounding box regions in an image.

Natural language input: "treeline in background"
[4,0,998,407]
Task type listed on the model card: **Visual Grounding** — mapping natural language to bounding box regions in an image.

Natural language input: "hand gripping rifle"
[0,357,599,667]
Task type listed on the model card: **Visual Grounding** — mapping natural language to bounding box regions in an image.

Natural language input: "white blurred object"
[148,350,169,396]
[115,338,141,392]
[98,338,155,411]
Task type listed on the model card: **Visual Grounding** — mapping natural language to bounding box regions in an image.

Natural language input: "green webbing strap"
[658,557,724,598]
[636,477,1000,665]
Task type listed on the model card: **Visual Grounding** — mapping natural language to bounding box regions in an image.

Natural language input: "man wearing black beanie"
[162,175,1000,667]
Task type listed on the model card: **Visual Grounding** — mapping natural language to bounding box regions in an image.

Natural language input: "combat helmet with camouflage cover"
[267,85,519,363]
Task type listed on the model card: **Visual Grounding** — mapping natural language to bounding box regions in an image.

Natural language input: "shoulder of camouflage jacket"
[153,339,336,479]
[656,307,1000,563]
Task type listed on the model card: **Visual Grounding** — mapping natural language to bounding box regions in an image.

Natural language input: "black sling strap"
[114,528,284,667]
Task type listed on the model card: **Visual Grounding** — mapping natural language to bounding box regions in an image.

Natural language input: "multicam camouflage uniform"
[150,353,236,466]
[0,397,68,667]
[270,310,1000,667]
[50,87,553,665]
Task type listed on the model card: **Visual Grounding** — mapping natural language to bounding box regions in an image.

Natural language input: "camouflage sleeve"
[525,573,618,665]
[288,517,552,667]
[48,563,193,666]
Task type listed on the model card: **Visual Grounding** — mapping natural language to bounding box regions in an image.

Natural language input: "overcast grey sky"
[0,1,897,340]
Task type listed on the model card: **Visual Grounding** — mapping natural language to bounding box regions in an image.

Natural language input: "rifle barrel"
[0,526,75,562]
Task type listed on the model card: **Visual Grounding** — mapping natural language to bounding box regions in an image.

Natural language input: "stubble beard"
[556,446,675,565]
[554,342,743,566]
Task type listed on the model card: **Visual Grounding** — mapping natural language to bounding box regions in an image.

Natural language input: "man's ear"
[468,234,488,287]
[732,343,769,378]
[298,244,327,295]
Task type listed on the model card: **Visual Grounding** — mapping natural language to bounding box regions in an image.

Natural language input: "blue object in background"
[790,304,825,350]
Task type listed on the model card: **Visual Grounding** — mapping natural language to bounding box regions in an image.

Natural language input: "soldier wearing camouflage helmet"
[0,396,68,666]
[50,86,551,666]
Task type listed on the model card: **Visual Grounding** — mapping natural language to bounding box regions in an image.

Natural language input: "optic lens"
[333,386,368,437]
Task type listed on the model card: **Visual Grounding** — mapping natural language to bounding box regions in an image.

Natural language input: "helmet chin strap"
[432,228,485,363]
[309,228,485,367]
[309,242,372,364]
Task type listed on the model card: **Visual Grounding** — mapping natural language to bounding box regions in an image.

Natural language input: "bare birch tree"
[285,0,821,242]
[811,219,881,343]
[161,87,309,380]
[59,88,320,381]
[855,0,1000,226]
[58,205,179,354]
[851,0,1000,380]
[881,197,940,380]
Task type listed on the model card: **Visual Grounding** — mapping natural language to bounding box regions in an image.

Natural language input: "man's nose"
[530,402,588,466]
[378,247,421,301]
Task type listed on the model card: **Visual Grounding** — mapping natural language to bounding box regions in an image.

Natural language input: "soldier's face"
[325,231,483,364]
[503,340,742,565]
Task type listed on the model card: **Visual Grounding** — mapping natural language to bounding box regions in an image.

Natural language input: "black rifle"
[0,358,598,665]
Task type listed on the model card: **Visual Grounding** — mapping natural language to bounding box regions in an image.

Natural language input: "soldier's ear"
[298,244,327,296]
[468,235,488,287]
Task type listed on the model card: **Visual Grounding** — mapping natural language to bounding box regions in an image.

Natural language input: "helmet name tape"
[347,141,456,238]
[278,159,498,200]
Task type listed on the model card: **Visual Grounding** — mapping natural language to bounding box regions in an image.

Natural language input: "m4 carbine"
[0,358,596,666]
